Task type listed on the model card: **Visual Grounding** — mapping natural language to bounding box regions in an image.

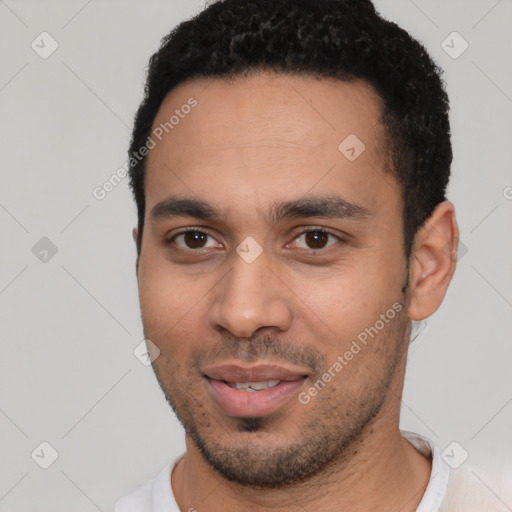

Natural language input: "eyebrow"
[150,194,370,223]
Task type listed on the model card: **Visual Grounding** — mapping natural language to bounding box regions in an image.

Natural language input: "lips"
[203,363,308,383]
[203,363,309,417]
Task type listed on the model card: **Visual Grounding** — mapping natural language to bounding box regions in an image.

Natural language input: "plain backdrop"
[0,1,511,510]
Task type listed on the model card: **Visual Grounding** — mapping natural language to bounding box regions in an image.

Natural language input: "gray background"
[0,0,511,510]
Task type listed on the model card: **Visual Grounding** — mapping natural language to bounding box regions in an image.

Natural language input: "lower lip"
[205,377,306,417]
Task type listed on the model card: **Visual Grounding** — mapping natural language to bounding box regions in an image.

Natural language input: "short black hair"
[129,0,452,258]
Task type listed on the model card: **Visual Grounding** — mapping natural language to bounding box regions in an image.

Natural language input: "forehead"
[144,72,400,221]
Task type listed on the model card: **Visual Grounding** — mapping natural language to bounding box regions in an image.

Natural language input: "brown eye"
[172,230,219,250]
[305,231,329,249]
[183,231,208,248]
[294,229,340,250]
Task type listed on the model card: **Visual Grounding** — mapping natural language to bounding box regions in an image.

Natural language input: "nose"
[208,253,293,339]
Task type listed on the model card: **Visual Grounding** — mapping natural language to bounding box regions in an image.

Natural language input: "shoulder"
[114,460,176,512]
[400,431,508,512]
[114,478,153,512]
[440,466,509,512]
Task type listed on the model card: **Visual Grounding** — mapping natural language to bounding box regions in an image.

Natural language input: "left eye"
[172,230,220,249]
[293,230,340,250]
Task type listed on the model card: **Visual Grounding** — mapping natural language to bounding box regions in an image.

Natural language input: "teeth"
[249,380,280,390]
[229,380,281,391]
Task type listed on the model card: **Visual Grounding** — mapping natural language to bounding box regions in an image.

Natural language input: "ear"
[407,201,459,321]
[132,227,140,277]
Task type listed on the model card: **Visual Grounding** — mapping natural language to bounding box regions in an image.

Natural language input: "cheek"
[289,257,404,348]
[138,251,181,333]
[137,252,213,343]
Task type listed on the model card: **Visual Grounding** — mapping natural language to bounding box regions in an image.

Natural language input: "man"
[115,0,499,510]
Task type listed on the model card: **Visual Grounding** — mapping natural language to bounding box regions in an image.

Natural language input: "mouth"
[203,363,309,417]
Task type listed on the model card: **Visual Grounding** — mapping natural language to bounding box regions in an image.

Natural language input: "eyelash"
[166,227,344,252]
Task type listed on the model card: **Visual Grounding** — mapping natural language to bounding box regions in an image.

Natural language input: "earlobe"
[407,201,459,321]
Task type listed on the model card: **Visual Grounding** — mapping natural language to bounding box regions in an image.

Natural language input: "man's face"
[137,73,411,487]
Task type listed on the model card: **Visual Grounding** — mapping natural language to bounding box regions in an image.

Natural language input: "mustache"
[191,334,326,375]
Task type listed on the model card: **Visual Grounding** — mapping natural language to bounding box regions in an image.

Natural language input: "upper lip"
[203,363,309,383]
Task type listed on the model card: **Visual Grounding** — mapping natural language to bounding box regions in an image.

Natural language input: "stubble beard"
[149,307,409,489]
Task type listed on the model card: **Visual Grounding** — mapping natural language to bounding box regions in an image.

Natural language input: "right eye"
[168,229,223,251]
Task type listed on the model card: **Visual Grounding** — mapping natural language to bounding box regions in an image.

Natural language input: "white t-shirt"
[115,431,502,511]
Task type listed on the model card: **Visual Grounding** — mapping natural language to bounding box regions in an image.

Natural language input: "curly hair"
[129,0,452,258]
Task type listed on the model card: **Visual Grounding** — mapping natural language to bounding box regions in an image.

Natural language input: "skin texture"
[134,72,459,511]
